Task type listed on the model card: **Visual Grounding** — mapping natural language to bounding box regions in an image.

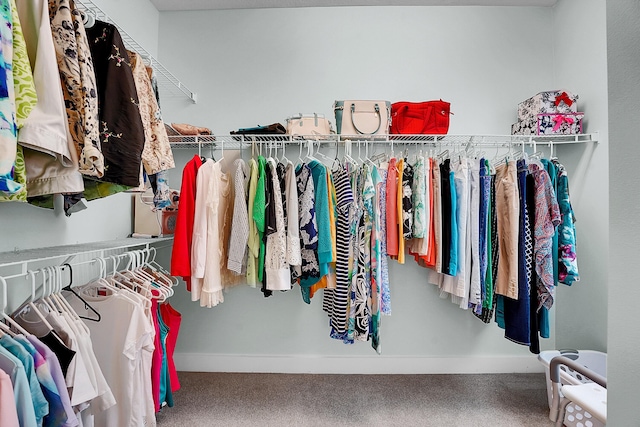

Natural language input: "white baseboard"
[175,353,545,374]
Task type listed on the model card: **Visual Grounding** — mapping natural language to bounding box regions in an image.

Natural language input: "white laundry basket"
[538,350,607,427]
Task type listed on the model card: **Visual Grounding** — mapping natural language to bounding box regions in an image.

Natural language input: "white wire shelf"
[74,0,197,103]
[0,237,173,272]
[169,133,598,150]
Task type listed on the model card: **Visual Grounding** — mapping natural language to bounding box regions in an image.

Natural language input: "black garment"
[262,163,274,297]
[439,159,452,275]
[40,331,76,377]
[402,161,414,239]
[86,21,145,187]
[276,162,288,229]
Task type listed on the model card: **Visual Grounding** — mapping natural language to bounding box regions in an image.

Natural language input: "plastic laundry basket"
[538,350,607,427]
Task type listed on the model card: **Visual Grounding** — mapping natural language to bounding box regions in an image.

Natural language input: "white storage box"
[538,350,607,427]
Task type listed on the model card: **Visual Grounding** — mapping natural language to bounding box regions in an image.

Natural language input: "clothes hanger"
[128,251,167,300]
[314,140,333,165]
[79,9,95,28]
[44,267,66,314]
[37,267,59,315]
[297,140,305,164]
[120,253,154,306]
[18,269,56,332]
[50,265,82,323]
[0,276,17,336]
[143,251,175,295]
[281,140,290,165]
[145,247,178,287]
[61,263,101,322]
[85,257,124,298]
[304,139,317,163]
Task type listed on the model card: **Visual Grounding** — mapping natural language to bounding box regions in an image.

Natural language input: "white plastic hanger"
[0,275,17,336]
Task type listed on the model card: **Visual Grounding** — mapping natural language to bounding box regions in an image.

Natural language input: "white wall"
[552,0,608,351]
[156,6,584,373]
[606,0,640,424]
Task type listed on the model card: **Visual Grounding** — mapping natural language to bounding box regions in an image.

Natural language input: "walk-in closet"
[1,0,637,425]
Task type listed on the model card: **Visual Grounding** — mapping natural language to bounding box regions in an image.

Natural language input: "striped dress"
[329,166,354,341]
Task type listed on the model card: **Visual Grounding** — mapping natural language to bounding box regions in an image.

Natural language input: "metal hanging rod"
[168,133,598,150]
[0,237,173,277]
[74,0,197,103]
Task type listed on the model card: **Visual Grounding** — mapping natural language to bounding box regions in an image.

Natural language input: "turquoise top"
[1,335,49,424]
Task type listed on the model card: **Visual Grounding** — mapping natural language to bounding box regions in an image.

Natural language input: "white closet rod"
[0,238,173,279]
[168,132,599,151]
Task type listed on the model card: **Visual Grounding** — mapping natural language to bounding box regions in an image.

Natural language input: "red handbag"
[390,100,451,134]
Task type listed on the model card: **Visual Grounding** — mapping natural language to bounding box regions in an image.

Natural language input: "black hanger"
[62,263,101,322]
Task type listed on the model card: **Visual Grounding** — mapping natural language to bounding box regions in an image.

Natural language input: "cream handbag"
[333,100,391,136]
[285,113,334,138]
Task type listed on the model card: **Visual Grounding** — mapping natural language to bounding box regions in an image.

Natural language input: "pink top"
[160,302,182,392]
[151,297,162,412]
[0,369,19,427]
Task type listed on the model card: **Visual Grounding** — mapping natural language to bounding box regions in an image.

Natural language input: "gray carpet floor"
[156,372,554,426]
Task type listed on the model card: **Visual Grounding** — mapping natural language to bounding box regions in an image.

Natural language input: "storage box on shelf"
[537,112,584,135]
[512,89,583,136]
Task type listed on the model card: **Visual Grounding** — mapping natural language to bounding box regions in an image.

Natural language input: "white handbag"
[333,100,391,136]
[285,113,334,138]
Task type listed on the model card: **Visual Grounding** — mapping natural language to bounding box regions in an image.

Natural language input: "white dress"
[285,160,302,270]
[265,159,290,291]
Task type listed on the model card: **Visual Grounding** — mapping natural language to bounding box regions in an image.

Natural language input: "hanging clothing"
[13,334,70,427]
[159,302,181,392]
[395,158,405,264]
[69,290,155,427]
[328,165,353,341]
[17,0,84,201]
[352,167,370,342]
[0,334,48,425]
[494,160,519,300]
[377,165,391,316]
[529,163,561,311]
[468,159,481,309]
[228,159,249,275]
[265,158,290,291]
[0,344,38,427]
[24,334,77,426]
[369,165,383,354]
[553,160,580,286]
[285,160,302,284]
[246,158,260,287]
[48,0,104,178]
[401,160,413,239]
[295,162,319,303]
[412,155,427,239]
[171,155,202,291]
[305,159,332,289]
[503,158,532,346]
[0,0,37,201]
[128,51,174,175]
[191,159,231,307]
[254,156,267,285]
[86,20,145,187]
[0,368,19,427]
[385,157,399,257]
